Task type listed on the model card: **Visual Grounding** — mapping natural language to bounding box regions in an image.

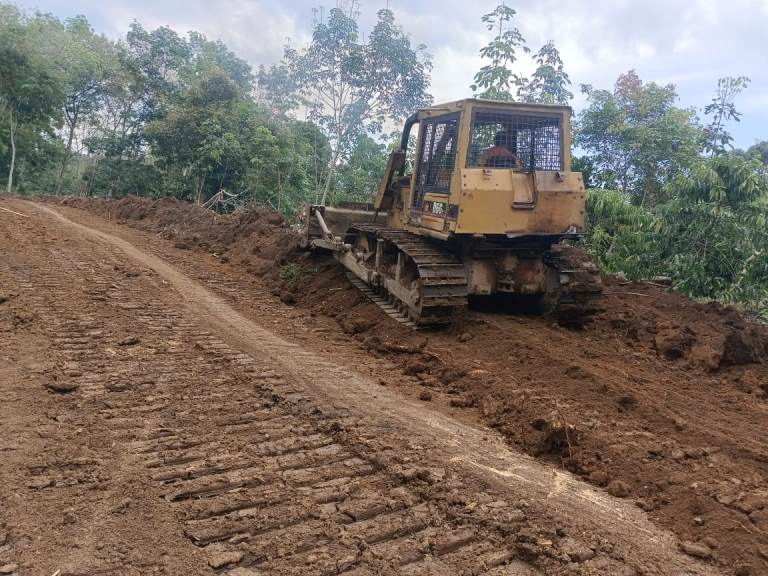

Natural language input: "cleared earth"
[1,196,766,575]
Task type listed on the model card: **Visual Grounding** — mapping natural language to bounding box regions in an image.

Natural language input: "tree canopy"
[264,5,432,203]
[576,71,703,205]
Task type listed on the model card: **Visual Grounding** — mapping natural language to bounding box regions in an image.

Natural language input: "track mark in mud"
[2,201,722,576]
[2,206,538,575]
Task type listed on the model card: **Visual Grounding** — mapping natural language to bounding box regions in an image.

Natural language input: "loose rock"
[63,510,77,525]
[46,380,79,393]
[111,498,133,514]
[117,335,140,346]
[0,564,18,575]
[27,476,53,490]
[749,509,768,531]
[208,551,244,569]
[680,541,712,559]
[559,536,596,562]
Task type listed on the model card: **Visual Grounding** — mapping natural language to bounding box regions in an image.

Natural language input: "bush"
[583,154,768,319]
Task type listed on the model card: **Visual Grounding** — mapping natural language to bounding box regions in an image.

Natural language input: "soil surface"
[1,195,765,575]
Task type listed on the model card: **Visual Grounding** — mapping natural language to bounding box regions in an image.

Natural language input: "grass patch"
[279,262,315,287]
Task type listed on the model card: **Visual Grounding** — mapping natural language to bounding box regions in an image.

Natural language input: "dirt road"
[0,198,733,575]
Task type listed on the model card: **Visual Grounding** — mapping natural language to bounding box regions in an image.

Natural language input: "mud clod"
[560,537,596,562]
[654,322,696,360]
[721,329,765,366]
[607,480,632,498]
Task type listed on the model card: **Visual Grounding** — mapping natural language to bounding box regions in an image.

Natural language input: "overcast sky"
[15,0,768,148]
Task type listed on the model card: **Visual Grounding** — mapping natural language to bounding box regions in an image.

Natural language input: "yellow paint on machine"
[456,169,586,235]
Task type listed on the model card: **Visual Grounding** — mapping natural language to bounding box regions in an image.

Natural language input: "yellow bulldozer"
[305,98,602,327]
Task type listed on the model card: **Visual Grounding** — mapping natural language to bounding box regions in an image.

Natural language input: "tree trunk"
[55,112,78,195]
[320,147,340,206]
[196,175,205,205]
[6,110,17,195]
[86,156,99,197]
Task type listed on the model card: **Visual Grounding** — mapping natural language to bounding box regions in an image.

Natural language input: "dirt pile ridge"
[62,195,297,274]
[61,195,768,575]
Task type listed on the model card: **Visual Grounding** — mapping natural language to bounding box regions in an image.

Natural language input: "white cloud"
[16,0,768,146]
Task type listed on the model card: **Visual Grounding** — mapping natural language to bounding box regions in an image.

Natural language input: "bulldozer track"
[345,271,418,328]
[544,245,604,328]
[349,224,468,326]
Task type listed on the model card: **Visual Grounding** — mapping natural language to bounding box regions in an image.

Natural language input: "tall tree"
[703,76,750,156]
[0,6,63,193]
[518,41,572,104]
[55,16,117,194]
[145,35,254,203]
[576,71,702,205]
[275,5,432,203]
[471,4,529,101]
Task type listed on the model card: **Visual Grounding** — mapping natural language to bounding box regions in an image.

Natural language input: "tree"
[333,134,387,204]
[703,76,750,156]
[0,6,63,193]
[256,62,302,114]
[583,153,768,318]
[576,71,702,205]
[54,16,117,194]
[745,140,768,165]
[471,4,529,100]
[518,41,572,104]
[146,48,253,203]
[275,4,432,204]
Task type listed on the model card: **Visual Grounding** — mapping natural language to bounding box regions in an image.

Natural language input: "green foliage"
[583,154,768,318]
[0,5,65,192]
[471,6,572,105]
[745,140,768,165]
[331,135,387,204]
[471,5,529,100]
[576,71,703,205]
[703,76,750,156]
[279,262,315,287]
[584,189,661,279]
[518,42,573,104]
[272,4,432,203]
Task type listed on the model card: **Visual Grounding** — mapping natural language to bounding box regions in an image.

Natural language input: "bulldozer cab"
[375,99,585,239]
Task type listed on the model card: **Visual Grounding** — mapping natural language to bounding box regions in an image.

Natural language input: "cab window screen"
[467,111,562,171]
[415,115,458,194]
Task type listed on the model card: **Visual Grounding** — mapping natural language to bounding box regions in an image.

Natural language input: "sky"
[13,0,768,149]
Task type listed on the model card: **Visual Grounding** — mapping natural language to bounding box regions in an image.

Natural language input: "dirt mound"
[62,196,299,276]
[284,259,768,574]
